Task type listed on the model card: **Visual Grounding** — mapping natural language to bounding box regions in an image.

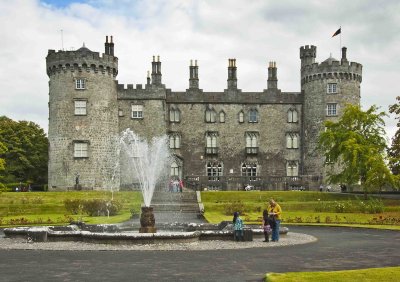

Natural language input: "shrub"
[223,200,245,216]
[64,199,84,215]
[82,199,122,217]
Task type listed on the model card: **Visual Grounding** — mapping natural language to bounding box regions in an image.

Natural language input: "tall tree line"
[0,116,48,186]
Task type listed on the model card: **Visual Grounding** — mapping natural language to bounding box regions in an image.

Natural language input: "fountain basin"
[3,223,289,244]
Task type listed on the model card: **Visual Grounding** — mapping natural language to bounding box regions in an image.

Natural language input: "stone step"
[151,204,200,213]
[151,192,198,202]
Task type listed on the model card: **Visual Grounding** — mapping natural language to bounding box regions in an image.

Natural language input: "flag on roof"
[332,28,341,37]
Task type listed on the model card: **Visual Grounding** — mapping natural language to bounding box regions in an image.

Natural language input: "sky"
[0,0,399,143]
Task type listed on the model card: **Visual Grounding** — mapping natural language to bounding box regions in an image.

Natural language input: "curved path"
[0,226,399,282]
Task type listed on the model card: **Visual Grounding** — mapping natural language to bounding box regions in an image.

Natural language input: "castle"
[46,36,362,191]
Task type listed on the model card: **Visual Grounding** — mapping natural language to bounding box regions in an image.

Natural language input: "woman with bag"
[268,199,282,242]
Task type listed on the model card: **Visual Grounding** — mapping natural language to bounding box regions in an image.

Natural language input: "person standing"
[179,179,184,193]
[268,199,282,242]
[232,211,244,241]
[262,210,272,242]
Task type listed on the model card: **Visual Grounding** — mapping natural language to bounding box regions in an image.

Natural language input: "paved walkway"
[0,226,399,281]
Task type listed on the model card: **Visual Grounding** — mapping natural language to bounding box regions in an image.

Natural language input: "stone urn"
[139,206,157,233]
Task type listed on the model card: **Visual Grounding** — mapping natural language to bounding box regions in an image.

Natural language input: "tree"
[388,96,400,175]
[0,116,48,185]
[318,104,396,196]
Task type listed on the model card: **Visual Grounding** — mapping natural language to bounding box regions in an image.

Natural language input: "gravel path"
[0,232,316,251]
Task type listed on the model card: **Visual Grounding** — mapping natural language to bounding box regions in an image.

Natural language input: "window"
[169,133,181,149]
[327,83,337,94]
[249,109,258,123]
[238,111,244,123]
[241,163,257,181]
[326,103,337,116]
[74,142,88,158]
[74,100,87,115]
[245,132,258,154]
[206,132,218,154]
[207,161,223,181]
[75,79,85,89]
[219,111,226,123]
[286,133,299,149]
[170,161,181,177]
[288,109,298,123]
[205,108,216,123]
[169,107,180,122]
[132,105,143,119]
[287,161,299,177]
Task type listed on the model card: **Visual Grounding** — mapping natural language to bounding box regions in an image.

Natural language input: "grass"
[266,266,400,282]
[201,191,400,229]
[0,191,142,227]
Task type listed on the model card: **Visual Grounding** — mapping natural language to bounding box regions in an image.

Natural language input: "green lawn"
[201,191,400,229]
[0,191,142,226]
[266,266,400,282]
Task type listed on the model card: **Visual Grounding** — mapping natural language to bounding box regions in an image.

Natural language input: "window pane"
[239,112,244,123]
[219,112,225,123]
[176,136,180,148]
[293,110,298,122]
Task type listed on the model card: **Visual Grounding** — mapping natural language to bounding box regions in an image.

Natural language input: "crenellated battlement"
[46,49,118,77]
[300,45,317,59]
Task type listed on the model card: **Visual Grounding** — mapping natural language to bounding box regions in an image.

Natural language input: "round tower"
[46,36,120,190]
[300,45,362,187]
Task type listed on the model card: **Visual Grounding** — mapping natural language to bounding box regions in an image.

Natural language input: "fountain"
[119,129,170,233]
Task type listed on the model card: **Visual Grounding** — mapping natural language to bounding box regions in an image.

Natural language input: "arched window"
[219,111,226,123]
[287,161,298,177]
[170,161,180,177]
[238,111,244,123]
[249,109,258,123]
[288,109,298,123]
[169,133,181,149]
[169,107,181,122]
[286,133,299,149]
[205,108,216,123]
[206,132,218,154]
[245,132,258,154]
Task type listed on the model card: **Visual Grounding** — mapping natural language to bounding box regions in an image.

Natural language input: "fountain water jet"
[119,129,170,233]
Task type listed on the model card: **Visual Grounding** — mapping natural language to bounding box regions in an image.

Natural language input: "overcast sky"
[0,0,399,142]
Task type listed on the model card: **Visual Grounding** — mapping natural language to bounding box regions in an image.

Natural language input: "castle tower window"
[288,109,298,123]
[286,133,299,149]
[74,100,87,115]
[131,104,143,119]
[206,132,218,155]
[73,142,88,158]
[326,103,337,116]
[327,83,337,94]
[207,161,223,181]
[238,111,244,123]
[169,107,181,122]
[287,161,299,177]
[241,163,257,181]
[245,132,259,154]
[169,133,181,149]
[219,111,226,123]
[75,78,86,90]
[249,109,258,123]
[205,108,216,123]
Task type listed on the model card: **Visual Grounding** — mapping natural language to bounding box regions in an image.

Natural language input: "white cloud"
[0,0,398,142]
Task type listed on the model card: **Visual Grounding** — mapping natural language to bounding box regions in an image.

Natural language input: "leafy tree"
[0,116,48,185]
[318,104,396,196]
[388,96,400,175]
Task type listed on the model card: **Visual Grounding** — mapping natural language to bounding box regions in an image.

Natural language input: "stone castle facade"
[46,36,362,191]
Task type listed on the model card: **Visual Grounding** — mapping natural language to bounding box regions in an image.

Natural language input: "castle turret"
[227,58,237,90]
[300,45,362,184]
[46,36,119,190]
